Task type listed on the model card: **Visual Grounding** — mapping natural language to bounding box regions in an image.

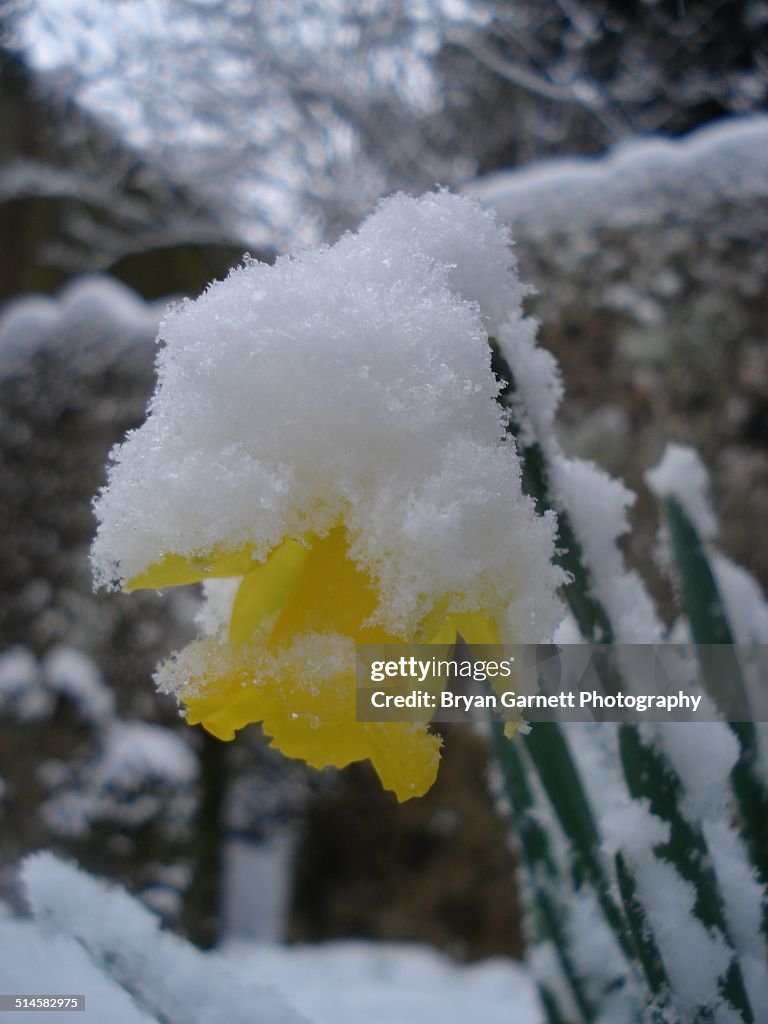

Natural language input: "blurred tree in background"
[2,0,766,272]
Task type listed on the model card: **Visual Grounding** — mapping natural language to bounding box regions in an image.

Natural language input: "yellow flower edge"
[167,637,442,801]
[131,524,501,801]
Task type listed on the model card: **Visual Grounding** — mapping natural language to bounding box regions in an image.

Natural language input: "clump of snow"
[469,116,768,232]
[570,719,760,1021]
[526,941,581,1024]
[559,722,767,1020]
[644,443,718,540]
[627,851,737,1022]
[551,612,582,645]
[461,184,662,643]
[561,885,645,1021]
[711,553,768,645]
[92,190,563,642]
[196,579,241,636]
[646,450,768,798]
[552,457,662,642]
[647,446,768,682]
[496,317,563,450]
[565,723,669,854]
[702,819,768,1014]
[21,853,310,1024]
[651,722,739,824]
[42,646,115,724]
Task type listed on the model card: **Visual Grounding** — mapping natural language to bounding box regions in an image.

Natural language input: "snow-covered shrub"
[0,645,199,926]
[41,720,197,842]
[92,190,768,1021]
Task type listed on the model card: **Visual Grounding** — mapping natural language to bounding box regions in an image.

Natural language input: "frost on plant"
[91,191,564,801]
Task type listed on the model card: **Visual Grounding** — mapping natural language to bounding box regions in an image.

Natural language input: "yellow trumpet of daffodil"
[130,525,500,801]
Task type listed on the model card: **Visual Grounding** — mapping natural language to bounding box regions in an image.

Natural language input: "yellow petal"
[261,698,440,802]
[127,544,259,591]
[146,525,500,802]
[364,722,442,801]
[229,537,310,645]
[268,525,396,646]
[182,649,440,801]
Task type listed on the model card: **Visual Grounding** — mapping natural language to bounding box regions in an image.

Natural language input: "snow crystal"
[644,443,718,540]
[92,190,563,642]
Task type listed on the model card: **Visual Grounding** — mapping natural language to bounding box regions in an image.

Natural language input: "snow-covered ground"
[222,941,539,1024]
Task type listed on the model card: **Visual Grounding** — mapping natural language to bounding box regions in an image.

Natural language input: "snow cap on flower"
[92,191,564,800]
[92,190,561,642]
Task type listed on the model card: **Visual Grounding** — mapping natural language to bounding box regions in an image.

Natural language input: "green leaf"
[663,494,768,931]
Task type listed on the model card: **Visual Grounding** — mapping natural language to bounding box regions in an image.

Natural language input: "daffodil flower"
[93,191,564,800]
[129,526,500,800]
